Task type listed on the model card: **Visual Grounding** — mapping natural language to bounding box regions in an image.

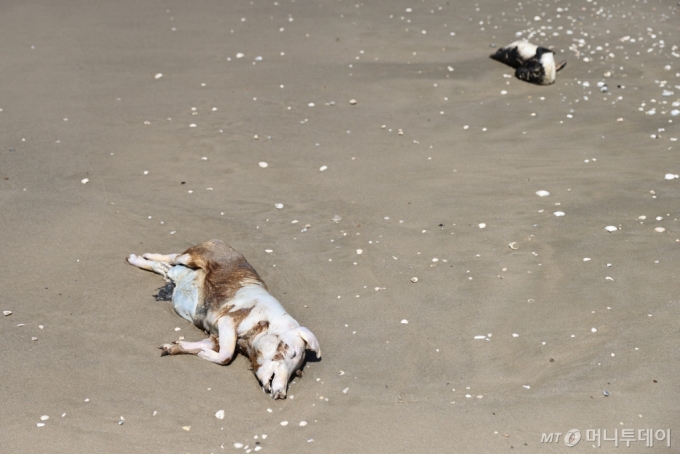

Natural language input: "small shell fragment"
[478,223,486,229]
[655,227,666,233]
[37,423,45,427]
[81,178,89,184]
[299,421,308,426]
[535,190,550,197]
[604,226,618,232]
[258,162,268,168]
[40,415,49,421]
[2,311,11,316]
[356,249,363,255]
[280,421,288,426]
[215,410,225,419]
[182,426,191,431]
[274,203,284,209]
[553,211,565,217]
[508,242,519,250]
[474,335,486,340]
[234,442,244,448]
[401,319,408,324]
[332,215,342,223]
[349,99,357,105]
[410,277,418,283]
[319,165,328,171]
[154,73,163,79]
[664,174,679,180]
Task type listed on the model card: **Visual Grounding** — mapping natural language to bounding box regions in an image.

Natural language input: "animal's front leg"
[160,337,217,356]
[270,363,291,400]
[197,317,237,365]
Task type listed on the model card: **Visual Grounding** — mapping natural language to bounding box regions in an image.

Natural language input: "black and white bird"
[490,40,566,85]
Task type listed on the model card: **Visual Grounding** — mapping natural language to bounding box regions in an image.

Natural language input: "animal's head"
[254,327,320,399]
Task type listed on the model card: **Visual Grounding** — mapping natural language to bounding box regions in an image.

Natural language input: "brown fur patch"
[237,321,269,371]
[180,240,267,311]
[272,341,289,361]
[217,306,253,327]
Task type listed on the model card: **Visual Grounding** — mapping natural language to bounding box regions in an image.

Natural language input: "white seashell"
[40,415,49,421]
[535,190,550,197]
[604,226,617,232]
[37,423,45,427]
[553,211,565,217]
[274,203,284,209]
[299,421,308,426]
[332,215,342,222]
[508,242,519,250]
[583,258,591,261]
[236,53,244,58]
[215,410,225,419]
[591,328,597,333]
[342,388,349,393]
[349,99,357,105]
[258,162,268,168]
[401,319,408,324]
[655,227,666,233]
[3,311,11,316]
[234,442,244,448]
[81,178,89,184]
[478,223,486,228]
[356,249,363,255]
[264,249,273,253]
[154,73,163,79]
[473,335,486,340]
[319,165,328,171]
[523,385,531,389]
[664,173,678,180]
[512,333,519,337]
[280,421,288,426]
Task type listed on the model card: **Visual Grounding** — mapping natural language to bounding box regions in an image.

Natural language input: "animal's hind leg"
[142,253,180,264]
[127,254,172,278]
[160,337,218,356]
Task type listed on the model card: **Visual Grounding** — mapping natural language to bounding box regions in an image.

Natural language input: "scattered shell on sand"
[349,99,357,105]
[474,335,486,340]
[37,423,45,427]
[332,215,342,223]
[258,162,268,168]
[234,442,244,448]
[478,223,486,229]
[274,203,283,209]
[535,190,550,197]
[280,421,288,426]
[81,178,89,184]
[154,73,163,79]
[319,165,328,171]
[356,249,363,255]
[508,242,519,250]
[655,227,666,233]
[664,173,679,180]
[605,226,618,232]
[401,319,408,324]
[40,415,49,421]
[3,311,11,316]
[182,426,191,431]
[215,410,225,419]
[299,421,308,426]
[410,277,418,283]
[554,211,565,217]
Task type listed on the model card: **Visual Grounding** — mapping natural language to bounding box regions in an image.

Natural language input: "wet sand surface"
[1,0,678,452]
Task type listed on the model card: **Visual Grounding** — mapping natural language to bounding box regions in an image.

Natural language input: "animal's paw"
[159,343,179,357]
[271,389,287,400]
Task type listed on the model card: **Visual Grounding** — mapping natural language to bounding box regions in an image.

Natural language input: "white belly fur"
[168,265,200,322]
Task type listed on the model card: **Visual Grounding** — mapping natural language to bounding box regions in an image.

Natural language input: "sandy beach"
[1,0,678,452]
